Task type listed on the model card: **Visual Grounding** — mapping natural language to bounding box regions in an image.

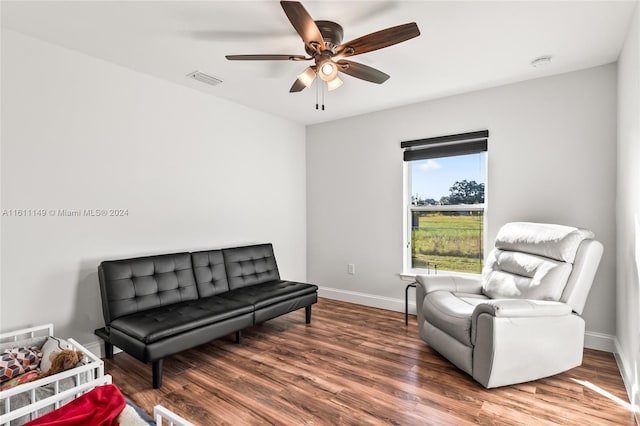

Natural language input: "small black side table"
[405,281,417,325]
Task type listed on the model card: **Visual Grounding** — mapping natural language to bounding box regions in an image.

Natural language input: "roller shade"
[401,130,488,161]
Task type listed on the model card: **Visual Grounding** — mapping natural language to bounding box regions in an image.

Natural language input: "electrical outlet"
[348,264,355,275]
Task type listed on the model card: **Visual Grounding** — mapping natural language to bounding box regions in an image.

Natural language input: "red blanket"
[24,384,126,426]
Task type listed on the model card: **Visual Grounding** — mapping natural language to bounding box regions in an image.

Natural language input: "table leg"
[405,282,417,325]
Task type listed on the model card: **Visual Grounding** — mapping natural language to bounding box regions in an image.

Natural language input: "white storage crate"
[0,324,194,426]
[0,324,106,425]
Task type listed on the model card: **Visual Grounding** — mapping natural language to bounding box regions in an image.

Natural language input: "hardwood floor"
[104,298,636,425]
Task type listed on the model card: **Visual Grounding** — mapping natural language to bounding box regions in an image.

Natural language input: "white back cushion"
[495,222,594,263]
[482,249,573,300]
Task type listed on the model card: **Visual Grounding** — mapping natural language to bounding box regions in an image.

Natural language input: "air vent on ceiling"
[187,71,223,86]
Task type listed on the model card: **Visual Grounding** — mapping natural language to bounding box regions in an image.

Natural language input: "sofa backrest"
[191,250,231,297]
[222,244,280,290]
[98,252,198,324]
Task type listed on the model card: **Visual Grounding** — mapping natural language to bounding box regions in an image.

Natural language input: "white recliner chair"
[416,222,603,388]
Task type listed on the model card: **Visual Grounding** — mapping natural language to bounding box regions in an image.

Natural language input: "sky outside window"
[411,153,486,201]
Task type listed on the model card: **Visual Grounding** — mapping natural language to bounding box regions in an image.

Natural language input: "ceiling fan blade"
[280,1,325,52]
[226,54,308,61]
[290,78,307,92]
[337,60,390,84]
[335,22,420,58]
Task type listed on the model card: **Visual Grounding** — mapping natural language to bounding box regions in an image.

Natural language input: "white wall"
[616,1,640,415]
[307,64,618,348]
[0,30,307,346]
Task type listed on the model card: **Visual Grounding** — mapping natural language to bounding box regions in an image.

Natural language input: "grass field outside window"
[410,206,484,274]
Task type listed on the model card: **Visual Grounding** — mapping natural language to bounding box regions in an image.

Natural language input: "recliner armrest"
[471,299,574,347]
[473,299,572,319]
[416,274,483,295]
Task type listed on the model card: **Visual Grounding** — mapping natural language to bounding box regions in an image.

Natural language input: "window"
[402,131,487,275]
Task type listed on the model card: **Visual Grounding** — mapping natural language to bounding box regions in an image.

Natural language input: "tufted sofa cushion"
[99,253,198,324]
[109,296,253,344]
[220,280,318,309]
[223,244,280,290]
[192,250,230,297]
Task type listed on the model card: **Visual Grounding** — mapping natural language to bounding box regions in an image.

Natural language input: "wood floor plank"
[104,298,636,425]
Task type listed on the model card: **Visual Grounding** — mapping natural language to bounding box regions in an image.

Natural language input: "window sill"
[399,270,481,281]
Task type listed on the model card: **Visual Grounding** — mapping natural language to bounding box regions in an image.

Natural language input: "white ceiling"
[1,1,636,125]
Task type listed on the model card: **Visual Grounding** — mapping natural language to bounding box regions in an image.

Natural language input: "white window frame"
[402,157,487,278]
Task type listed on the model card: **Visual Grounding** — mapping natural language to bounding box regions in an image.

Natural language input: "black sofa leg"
[104,342,114,359]
[235,330,242,344]
[152,359,163,389]
[305,305,312,324]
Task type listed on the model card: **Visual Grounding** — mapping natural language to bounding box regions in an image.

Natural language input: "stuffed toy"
[24,349,84,383]
[42,349,84,377]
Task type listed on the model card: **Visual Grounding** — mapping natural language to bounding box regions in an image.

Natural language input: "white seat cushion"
[423,291,489,346]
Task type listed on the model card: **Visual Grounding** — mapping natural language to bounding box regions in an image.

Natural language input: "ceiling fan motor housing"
[305,20,344,55]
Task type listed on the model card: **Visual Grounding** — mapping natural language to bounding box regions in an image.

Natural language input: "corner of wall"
[616,0,640,419]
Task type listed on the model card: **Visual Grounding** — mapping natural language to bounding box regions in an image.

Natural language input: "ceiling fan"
[226,1,420,93]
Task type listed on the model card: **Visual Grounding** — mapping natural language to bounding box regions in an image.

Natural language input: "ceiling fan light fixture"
[327,76,343,91]
[318,60,338,82]
[297,67,317,88]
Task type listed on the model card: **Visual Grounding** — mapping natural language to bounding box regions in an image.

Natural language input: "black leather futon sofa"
[94,243,317,388]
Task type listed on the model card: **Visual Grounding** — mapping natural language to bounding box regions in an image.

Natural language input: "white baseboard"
[81,339,122,359]
[81,340,103,357]
[319,286,615,353]
[584,331,616,352]
[614,338,640,424]
[318,286,417,315]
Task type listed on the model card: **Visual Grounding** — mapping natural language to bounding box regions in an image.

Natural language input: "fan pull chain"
[312,79,327,112]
